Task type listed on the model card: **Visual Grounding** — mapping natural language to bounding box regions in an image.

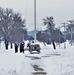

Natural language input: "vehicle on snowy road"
[26,41,41,54]
[29,43,41,54]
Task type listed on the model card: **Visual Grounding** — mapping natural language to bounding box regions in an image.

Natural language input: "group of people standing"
[14,42,25,53]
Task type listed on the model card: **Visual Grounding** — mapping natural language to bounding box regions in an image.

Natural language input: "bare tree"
[0,7,26,49]
[66,21,74,45]
[43,16,56,49]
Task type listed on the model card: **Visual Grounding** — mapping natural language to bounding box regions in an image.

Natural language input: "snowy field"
[0,41,74,75]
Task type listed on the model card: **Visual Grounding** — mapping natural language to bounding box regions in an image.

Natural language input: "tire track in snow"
[29,55,47,75]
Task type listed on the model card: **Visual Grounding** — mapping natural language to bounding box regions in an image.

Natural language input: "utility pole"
[61,23,67,49]
[67,20,74,46]
[34,0,36,43]
[71,28,73,46]
[0,38,1,49]
[57,26,61,47]
[58,27,60,47]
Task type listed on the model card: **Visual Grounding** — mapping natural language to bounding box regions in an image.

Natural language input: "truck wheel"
[30,50,32,54]
[38,50,40,54]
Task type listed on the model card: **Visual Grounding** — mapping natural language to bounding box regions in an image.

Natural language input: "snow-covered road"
[19,51,47,75]
[0,41,74,75]
[19,47,62,75]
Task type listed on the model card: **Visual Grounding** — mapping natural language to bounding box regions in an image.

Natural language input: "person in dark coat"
[14,42,18,53]
[20,42,25,53]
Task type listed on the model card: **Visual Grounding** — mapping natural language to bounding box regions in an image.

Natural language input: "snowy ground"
[0,41,74,75]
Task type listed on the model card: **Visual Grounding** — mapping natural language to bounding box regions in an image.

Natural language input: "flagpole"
[34,0,36,43]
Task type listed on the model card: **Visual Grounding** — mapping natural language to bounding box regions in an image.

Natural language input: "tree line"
[37,16,74,49]
[0,7,74,50]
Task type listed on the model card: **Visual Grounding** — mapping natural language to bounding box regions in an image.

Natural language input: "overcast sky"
[0,0,74,30]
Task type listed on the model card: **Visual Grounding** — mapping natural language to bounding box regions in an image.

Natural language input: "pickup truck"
[28,43,41,54]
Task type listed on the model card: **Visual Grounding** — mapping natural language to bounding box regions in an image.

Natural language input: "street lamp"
[34,0,36,43]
